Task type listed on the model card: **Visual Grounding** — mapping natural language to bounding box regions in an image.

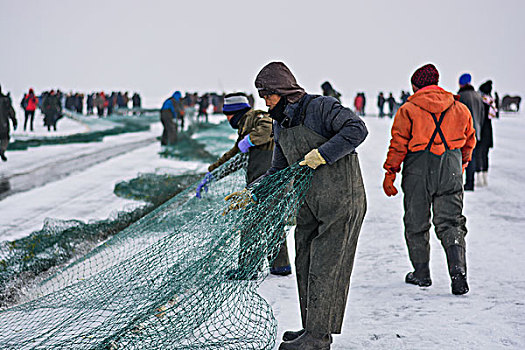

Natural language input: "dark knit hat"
[479,80,493,94]
[223,92,251,114]
[411,64,440,88]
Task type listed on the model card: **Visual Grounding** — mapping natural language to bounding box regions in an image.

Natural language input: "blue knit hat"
[459,73,472,86]
[223,93,251,114]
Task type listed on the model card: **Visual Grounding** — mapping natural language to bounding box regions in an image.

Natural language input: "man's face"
[262,94,281,110]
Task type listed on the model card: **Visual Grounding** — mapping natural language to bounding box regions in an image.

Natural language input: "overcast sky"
[1,0,524,107]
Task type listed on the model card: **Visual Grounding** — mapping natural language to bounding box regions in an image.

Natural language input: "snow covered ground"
[0,112,523,349]
[261,113,525,349]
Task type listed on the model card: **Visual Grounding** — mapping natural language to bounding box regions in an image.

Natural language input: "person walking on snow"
[382,63,476,296]
[21,88,38,131]
[255,62,368,350]
[0,85,17,161]
[196,92,292,276]
[457,73,485,191]
[476,80,498,187]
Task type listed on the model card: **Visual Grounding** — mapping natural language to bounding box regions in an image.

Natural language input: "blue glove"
[238,135,254,153]
[196,172,214,198]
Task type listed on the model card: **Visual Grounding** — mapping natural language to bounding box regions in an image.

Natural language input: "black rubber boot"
[446,245,469,295]
[282,329,305,341]
[279,331,331,350]
[405,262,432,287]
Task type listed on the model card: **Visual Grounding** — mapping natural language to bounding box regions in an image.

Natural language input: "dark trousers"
[402,150,468,264]
[465,147,478,189]
[295,174,366,334]
[160,110,178,145]
[24,110,35,131]
[476,144,490,172]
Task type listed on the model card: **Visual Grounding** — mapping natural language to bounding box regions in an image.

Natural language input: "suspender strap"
[426,106,452,151]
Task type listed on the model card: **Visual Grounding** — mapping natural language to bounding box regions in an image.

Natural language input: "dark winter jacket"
[458,85,484,140]
[267,94,368,174]
[0,94,17,138]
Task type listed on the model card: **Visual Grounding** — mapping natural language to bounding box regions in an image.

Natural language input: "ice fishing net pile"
[0,173,203,306]
[9,112,161,151]
[0,153,313,349]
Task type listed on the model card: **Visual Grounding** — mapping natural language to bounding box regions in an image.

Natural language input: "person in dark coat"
[0,86,17,161]
[377,92,385,117]
[132,93,141,108]
[42,90,61,131]
[383,64,476,296]
[476,80,498,186]
[254,62,368,350]
[160,91,184,145]
[198,92,292,276]
[86,93,94,115]
[387,92,396,118]
[457,73,485,191]
[320,81,342,102]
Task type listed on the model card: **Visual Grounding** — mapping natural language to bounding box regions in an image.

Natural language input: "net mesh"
[0,153,313,349]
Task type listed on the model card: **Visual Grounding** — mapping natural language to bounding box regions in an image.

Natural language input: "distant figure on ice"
[400,90,410,104]
[254,62,367,350]
[476,80,498,187]
[354,92,365,116]
[377,92,385,117]
[21,88,38,131]
[0,85,17,161]
[197,92,291,277]
[160,91,184,145]
[42,90,62,131]
[387,92,397,118]
[197,93,209,123]
[457,73,485,191]
[132,92,141,109]
[382,63,475,295]
[321,81,342,102]
[94,92,105,117]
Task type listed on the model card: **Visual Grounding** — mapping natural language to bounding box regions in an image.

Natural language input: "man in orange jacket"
[382,63,476,295]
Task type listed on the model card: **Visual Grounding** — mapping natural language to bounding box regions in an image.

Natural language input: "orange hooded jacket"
[383,85,476,174]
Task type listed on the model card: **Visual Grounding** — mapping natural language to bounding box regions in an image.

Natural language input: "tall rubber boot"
[405,262,432,287]
[445,245,469,295]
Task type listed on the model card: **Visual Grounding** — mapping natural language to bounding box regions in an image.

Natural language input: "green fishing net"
[0,153,313,349]
[8,112,160,151]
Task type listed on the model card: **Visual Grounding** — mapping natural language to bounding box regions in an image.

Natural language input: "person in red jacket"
[382,63,476,295]
[21,88,38,131]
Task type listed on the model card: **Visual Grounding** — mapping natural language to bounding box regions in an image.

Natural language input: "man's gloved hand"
[462,162,468,173]
[299,149,326,169]
[238,135,254,153]
[196,172,214,198]
[383,172,398,197]
[222,188,257,215]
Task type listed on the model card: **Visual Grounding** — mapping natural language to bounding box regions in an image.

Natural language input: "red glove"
[383,172,398,197]
[462,162,468,173]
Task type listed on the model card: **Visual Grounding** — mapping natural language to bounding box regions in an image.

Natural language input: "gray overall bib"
[401,106,468,265]
[277,98,367,334]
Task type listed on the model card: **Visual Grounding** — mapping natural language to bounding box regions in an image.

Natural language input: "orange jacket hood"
[407,85,456,114]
